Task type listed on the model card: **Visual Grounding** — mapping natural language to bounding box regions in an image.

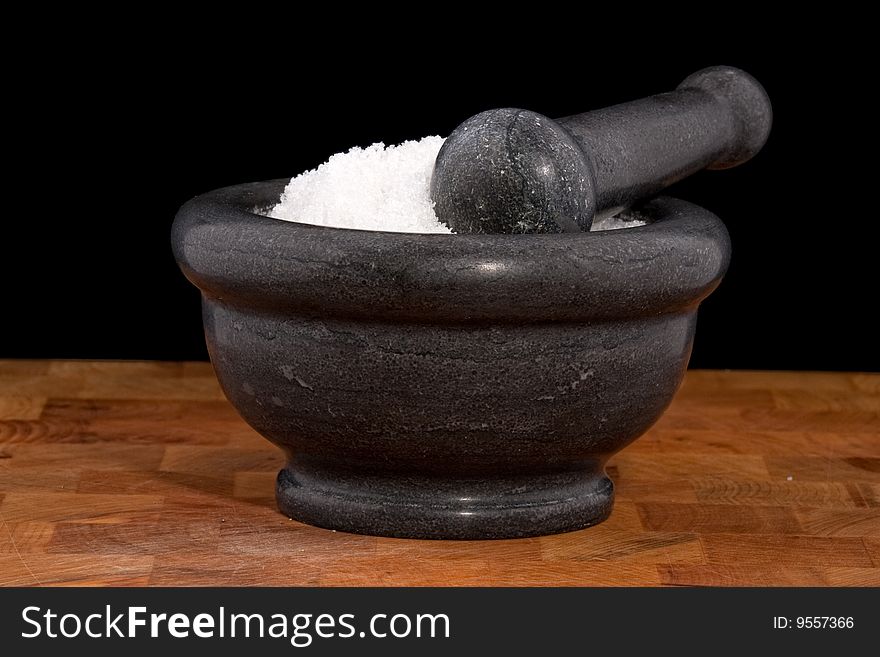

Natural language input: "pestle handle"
[430,65,772,234]
[557,66,772,217]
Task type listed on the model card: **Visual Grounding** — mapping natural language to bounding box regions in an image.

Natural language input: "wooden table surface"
[0,360,877,587]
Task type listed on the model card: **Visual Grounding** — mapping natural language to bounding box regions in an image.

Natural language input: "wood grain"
[0,361,877,587]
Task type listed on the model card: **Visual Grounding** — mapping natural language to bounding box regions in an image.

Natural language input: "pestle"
[431,65,772,234]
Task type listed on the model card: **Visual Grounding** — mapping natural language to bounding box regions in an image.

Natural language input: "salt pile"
[268,138,648,234]
[269,138,449,234]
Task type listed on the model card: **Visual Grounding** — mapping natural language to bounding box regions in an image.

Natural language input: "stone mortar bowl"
[172,180,730,539]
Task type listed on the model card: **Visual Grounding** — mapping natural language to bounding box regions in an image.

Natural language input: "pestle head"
[430,109,596,234]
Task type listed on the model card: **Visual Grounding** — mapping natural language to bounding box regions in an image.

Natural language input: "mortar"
[172,180,730,539]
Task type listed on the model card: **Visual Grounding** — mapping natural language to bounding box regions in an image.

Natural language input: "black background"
[4,24,877,371]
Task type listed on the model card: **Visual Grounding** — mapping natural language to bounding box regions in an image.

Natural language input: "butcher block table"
[0,360,877,587]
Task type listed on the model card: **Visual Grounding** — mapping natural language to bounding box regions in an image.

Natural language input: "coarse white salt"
[269,137,449,234]
[267,138,649,234]
[590,212,650,231]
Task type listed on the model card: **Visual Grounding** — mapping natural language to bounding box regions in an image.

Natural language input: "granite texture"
[431,65,771,234]
[172,181,730,539]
